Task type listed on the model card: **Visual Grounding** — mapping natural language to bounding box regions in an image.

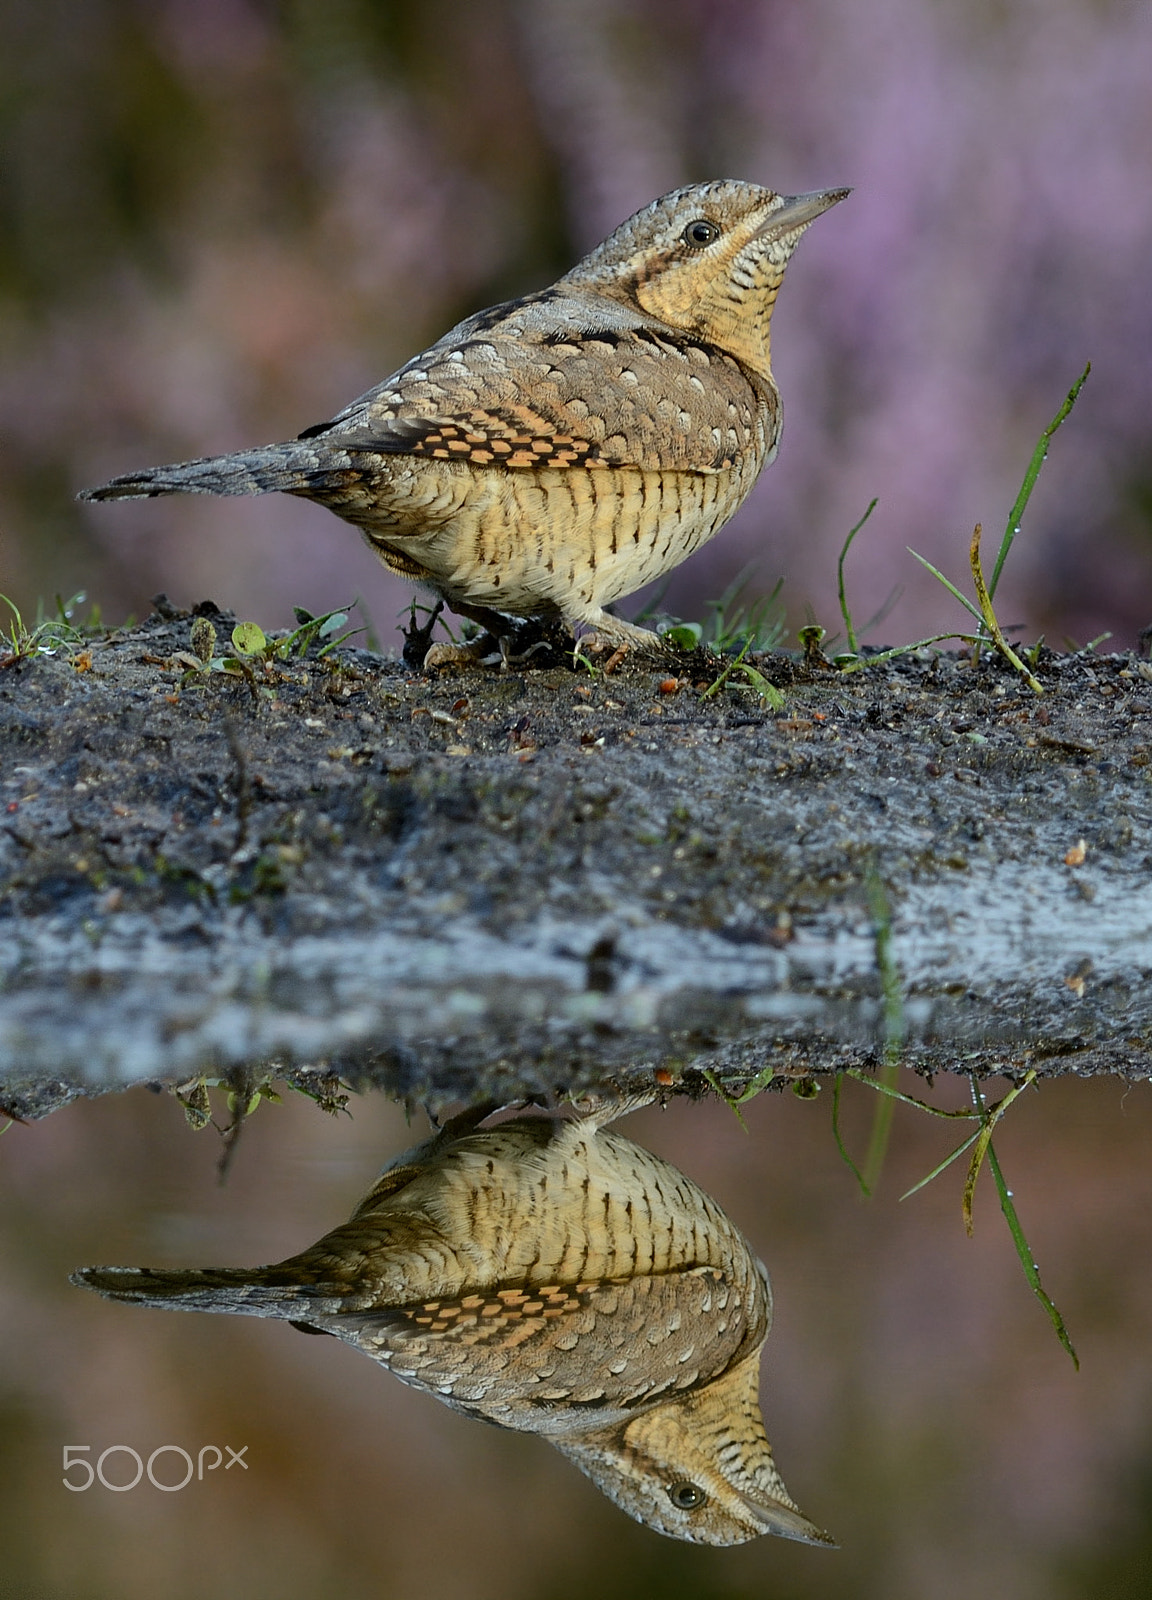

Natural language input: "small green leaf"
[318,612,349,639]
[231,621,267,656]
[736,666,786,710]
[662,622,702,650]
[227,1090,263,1116]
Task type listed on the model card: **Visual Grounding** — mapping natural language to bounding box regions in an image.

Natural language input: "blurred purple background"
[3,3,1152,1594]
[1,0,1150,650]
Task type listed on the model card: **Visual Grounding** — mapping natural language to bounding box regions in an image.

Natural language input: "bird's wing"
[313,1265,765,1415]
[296,325,771,476]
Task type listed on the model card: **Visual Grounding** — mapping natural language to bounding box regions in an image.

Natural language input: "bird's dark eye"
[668,1480,707,1510]
[682,219,720,248]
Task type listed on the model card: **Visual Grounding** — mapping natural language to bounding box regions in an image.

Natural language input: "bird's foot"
[423,613,572,673]
[401,600,450,670]
[498,635,553,670]
[575,610,665,666]
[423,634,500,670]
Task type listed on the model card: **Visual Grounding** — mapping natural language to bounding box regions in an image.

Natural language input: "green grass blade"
[836,631,979,674]
[906,551,986,625]
[628,573,675,625]
[969,525,1043,694]
[354,597,383,654]
[987,1141,1079,1369]
[838,498,878,655]
[989,363,1091,600]
[698,636,752,701]
[735,665,786,710]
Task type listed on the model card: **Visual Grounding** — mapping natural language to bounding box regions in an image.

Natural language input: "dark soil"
[2,600,1150,1120]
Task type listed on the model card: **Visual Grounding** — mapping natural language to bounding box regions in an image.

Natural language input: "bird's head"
[552,1351,835,1547]
[563,179,848,380]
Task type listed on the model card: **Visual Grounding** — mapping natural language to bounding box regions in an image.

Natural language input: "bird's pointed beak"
[739,1491,839,1547]
[758,187,851,239]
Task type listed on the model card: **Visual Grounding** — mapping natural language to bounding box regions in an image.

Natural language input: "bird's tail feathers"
[78,445,347,503]
[71,1263,346,1320]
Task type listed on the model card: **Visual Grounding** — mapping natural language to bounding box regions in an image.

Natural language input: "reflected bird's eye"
[668,1480,707,1509]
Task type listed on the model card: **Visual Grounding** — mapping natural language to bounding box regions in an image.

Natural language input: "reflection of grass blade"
[702,1063,779,1123]
[862,1073,897,1195]
[962,1114,998,1236]
[989,362,1091,600]
[837,498,878,655]
[832,1073,869,1195]
[729,1065,778,1105]
[861,865,904,1194]
[845,1069,981,1120]
[843,1061,1078,1367]
[900,1127,982,1200]
[702,1069,747,1128]
[987,1141,1080,1370]
[964,1070,1037,1234]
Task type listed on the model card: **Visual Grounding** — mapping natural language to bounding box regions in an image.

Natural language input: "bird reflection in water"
[74,1097,832,1547]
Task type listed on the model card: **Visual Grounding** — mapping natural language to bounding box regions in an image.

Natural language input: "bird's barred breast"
[409,1124,769,1306]
[361,446,770,618]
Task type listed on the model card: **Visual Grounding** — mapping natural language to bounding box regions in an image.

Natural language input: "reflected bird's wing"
[315,1265,761,1426]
